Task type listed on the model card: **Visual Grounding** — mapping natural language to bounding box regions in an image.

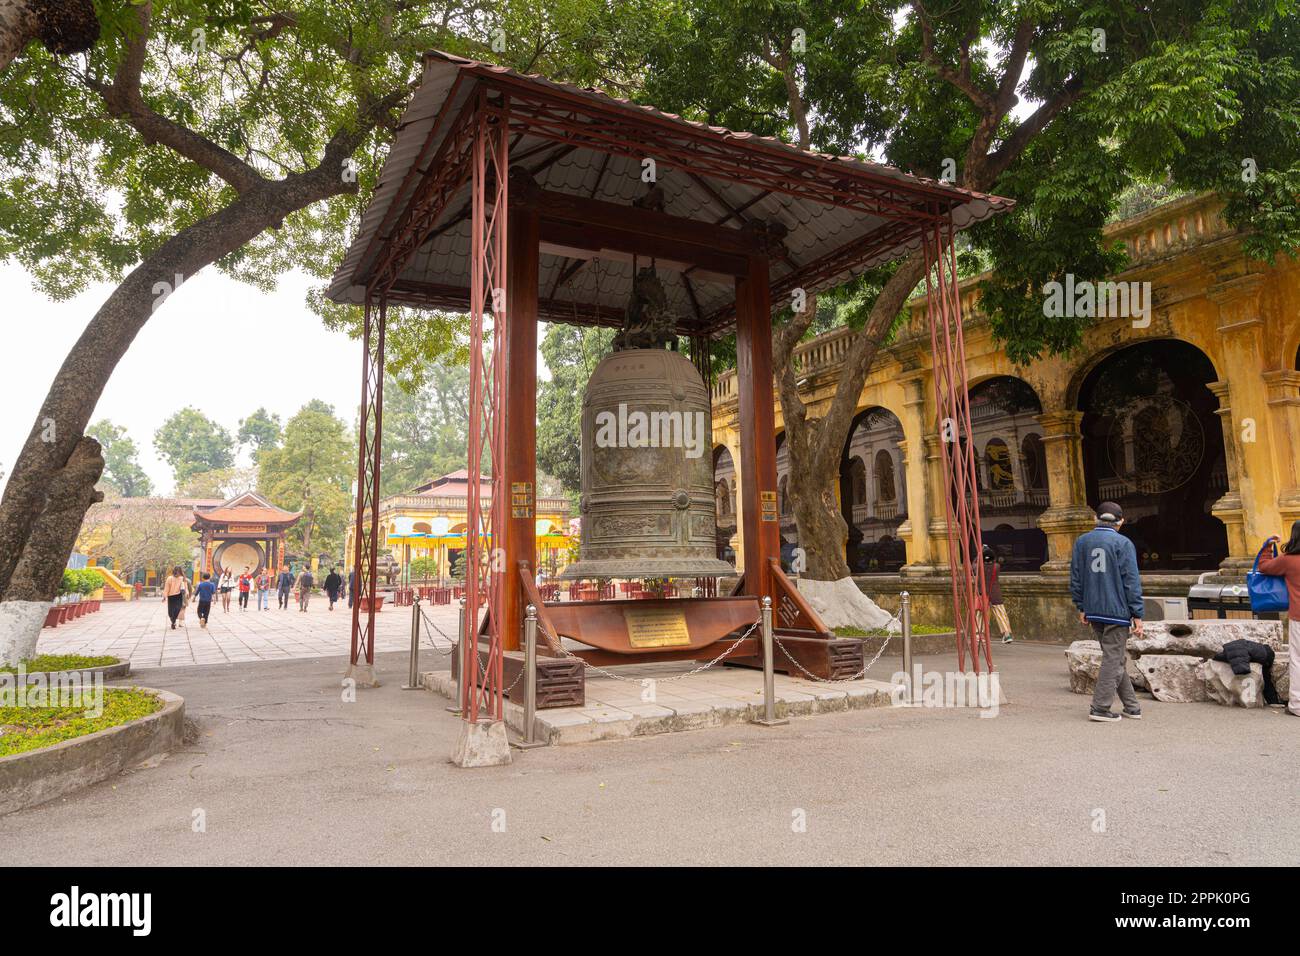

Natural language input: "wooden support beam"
[734,254,780,603]
[500,203,540,653]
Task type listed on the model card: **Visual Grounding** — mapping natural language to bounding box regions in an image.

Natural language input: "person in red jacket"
[1258,520,1300,717]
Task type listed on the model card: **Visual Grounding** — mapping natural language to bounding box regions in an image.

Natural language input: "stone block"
[1197,660,1265,708]
[1137,654,1209,703]
[1129,620,1285,659]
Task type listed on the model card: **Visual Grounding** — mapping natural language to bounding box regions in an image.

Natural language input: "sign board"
[623,607,691,648]
[511,481,534,519]
[761,490,778,522]
[227,524,268,534]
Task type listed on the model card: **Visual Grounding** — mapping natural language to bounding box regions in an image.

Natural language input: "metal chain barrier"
[770,606,905,684]
[418,604,459,655]
[534,617,763,683]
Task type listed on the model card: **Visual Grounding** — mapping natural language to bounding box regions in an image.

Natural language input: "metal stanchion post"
[401,597,421,690]
[513,604,545,749]
[900,591,917,705]
[753,595,788,727]
[446,597,465,713]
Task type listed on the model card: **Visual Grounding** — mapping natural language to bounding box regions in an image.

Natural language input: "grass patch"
[834,624,952,637]
[0,654,120,674]
[0,688,162,757]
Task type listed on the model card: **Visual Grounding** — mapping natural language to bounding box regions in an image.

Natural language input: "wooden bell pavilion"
[328,52,1013,731]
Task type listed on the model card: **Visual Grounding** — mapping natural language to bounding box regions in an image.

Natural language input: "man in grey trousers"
[1069,501,1145,722]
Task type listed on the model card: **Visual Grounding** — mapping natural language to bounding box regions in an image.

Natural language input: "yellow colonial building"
[712,193,1300,637]
[345,470,573,583]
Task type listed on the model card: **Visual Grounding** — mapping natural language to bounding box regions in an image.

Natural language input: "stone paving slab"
[36,596,460,668]
[422,661,899,745]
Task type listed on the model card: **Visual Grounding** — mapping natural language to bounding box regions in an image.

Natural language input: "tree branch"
[91,3,264,195]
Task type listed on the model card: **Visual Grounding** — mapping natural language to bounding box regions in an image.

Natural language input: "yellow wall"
[712,193,1299,577]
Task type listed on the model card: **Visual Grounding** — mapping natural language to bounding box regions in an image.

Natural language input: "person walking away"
[1070,501,1144,722]
[297,567,314,611]
[163,566,187,629]
[175,571,192,627]
[1257,520,1300,717]
[237,567,252,610]
[324,567,342,610]
[219,569,233,612]
[277,566,294,609]
[982,545,1013,644]
[195,572,216,628]
[348,568,356,609]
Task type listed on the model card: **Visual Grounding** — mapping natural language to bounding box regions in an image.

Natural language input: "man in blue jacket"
[1070,501,1144,722]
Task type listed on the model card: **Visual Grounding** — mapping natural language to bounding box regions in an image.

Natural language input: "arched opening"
[1078,340,1228,570]
[967,376,1048,571]
[841,407,907,572]
[712,445,737,564]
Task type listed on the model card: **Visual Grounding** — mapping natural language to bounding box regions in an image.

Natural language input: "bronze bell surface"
[560,345,736,581]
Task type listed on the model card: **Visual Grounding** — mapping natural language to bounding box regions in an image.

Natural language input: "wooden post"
[734,254,779,602]
[501,203,539,652]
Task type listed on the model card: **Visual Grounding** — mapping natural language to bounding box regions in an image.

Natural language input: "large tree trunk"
[0,176,347,637]
[0,0,99,72]
[778,253,927,580]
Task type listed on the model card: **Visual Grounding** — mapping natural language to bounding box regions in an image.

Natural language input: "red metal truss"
[460,92,510,722]
[922,213,993,674]
[349,295,387,672]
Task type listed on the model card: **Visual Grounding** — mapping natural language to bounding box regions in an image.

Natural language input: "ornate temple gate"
[331,52,1011,726]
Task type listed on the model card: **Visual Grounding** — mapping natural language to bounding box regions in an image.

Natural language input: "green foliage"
[237,408,282,464]
[86,419,153,497]
[378,363,472,496]
[537,322,614,495]
[409,556,440,579]
[639,0,1300,362]
[0,688,162,757]
[258,400,353,555]
[0,654,120,675]
[153,407,235,487]
[59,569,103,595]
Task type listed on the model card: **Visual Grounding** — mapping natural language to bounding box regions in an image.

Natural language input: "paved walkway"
[35,596,459,668]
[4,643,1296,865]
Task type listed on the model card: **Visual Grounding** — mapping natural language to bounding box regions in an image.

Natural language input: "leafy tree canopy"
[258,399,353,555]
[86,419,153,497]
[237,408,282,463]
[153,407,235,486]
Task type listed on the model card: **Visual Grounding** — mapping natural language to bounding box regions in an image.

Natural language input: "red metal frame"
[349,294,387,672]
[459,91,510,722]
[922,212,992,673]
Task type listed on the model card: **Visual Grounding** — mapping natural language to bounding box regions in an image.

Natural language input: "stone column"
[1035,410,1095,575]
[1207,380,1251,573]
[897,370,937,575]
[923,433,952,574]
[1264,369,1300,527]
[1210,275,1277,572]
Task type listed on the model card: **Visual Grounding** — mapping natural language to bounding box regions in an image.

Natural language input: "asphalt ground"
[4,641,1297,866]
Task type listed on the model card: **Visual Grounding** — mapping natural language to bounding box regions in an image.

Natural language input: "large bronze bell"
[561,268,733,581]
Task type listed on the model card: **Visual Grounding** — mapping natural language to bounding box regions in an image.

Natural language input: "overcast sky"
[0,263,360,496]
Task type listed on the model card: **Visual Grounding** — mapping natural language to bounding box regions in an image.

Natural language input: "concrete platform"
[423,661,899,745]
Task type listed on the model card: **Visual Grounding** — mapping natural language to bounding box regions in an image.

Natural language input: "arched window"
[985,439,1013,491]
[850,458,868,505]
[1078,339,1226,570]
[874,450,895,502]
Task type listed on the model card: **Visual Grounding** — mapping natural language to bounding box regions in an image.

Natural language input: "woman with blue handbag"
[1256,521,1300,716]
